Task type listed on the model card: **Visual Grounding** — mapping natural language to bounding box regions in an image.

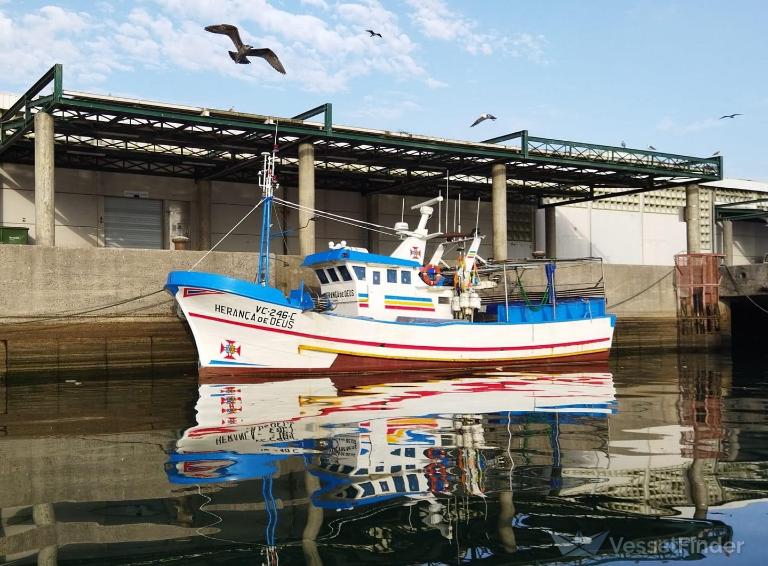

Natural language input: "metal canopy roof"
[0,65,722,205]
[715,198,768,222]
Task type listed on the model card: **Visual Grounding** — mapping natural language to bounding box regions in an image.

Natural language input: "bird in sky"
[719,113,742,119]
[205,24,286,74]
[620,141,626,148]
[470,113,496,127]
[648,145,656,150]
[366,29,383,38]
[712,150,720,156]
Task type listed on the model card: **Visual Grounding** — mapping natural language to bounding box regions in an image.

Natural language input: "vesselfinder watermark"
[550,530,744,559]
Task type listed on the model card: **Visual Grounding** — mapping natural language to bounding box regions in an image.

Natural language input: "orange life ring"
[419,264,443,286]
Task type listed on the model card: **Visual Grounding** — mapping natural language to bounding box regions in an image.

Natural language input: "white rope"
[273,197,398,236]
[275,200,395,235]
[279,202,395,237]
[188,197,265,271]
[274,196,395,231]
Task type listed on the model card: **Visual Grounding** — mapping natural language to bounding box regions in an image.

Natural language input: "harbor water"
[1,350,767,565]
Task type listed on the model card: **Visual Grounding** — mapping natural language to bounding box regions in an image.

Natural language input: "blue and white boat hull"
[166,271,615,376]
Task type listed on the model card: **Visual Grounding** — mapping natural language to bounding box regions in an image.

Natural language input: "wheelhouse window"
[327,268,340,282]
[353,266,366,280]
[401,270,412,284]
[315,269,329,284]
[387,269,397,283]
[337,265,353,281]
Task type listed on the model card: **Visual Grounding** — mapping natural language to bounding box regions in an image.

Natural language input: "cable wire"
[188,197,265,271]
[724,265,768,316]
[606,268,673,309]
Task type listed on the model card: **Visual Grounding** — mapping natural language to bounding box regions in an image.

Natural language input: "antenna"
[401,198,405,223]
[445,169,450,234]
[458,193,462,233]
[453,199,457,232]
[475,197,480,234]
[438,188,442,234]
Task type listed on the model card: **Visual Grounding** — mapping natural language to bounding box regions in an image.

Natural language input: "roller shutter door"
[104,197,163,249]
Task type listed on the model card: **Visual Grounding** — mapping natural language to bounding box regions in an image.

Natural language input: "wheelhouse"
[303,245,454,321]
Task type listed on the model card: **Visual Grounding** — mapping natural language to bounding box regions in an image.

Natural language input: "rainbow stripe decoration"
[358,293,369,308]
[384,294,434,312]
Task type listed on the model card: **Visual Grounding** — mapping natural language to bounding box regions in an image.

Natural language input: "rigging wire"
[273,198,397,237]
[273,196,398,232]
[189,197,266,271]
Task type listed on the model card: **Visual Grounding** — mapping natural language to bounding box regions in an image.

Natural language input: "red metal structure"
[674,253,723,335]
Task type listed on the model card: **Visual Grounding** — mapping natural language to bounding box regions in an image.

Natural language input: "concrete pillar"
[723,219,733,266]
[302,471,323,566]
[298,142,316,256]
[497,491,517,553]
[365,192,380,254]
[534,207,546,253]
[196,180,211,251]
[491,163,507,261]
[34,112,55,246]
[685,184,701,253]
[33,503,57,566]
[545,206,557,258]
[687,459,709,520]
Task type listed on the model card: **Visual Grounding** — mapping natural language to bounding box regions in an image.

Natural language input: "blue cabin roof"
[303,249,420,268]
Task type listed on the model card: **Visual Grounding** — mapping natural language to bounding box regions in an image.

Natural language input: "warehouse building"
[1,65,764,267]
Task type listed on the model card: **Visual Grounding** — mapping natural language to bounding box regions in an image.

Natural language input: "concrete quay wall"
[0,246,676,319]
[0,245,266,320]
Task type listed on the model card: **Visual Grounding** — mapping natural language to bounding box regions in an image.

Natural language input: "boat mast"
[256,149,277,286]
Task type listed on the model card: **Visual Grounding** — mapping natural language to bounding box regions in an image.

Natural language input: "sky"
[1,0,766,180]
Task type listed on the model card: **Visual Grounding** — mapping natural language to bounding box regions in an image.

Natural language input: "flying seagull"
[470,113,496,127]
[365,29,382,38]
[719,113,742,119]
[205,24,286,74]
[620,140,626,148]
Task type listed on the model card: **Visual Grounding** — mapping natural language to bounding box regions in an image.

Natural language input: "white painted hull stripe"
[188,312,611,353]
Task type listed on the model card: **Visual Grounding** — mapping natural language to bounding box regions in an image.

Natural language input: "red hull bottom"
[198,349,611,384]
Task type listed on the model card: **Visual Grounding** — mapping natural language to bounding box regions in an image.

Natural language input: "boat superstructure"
[166,151,615,375]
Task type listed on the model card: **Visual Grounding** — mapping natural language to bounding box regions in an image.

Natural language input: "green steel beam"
[715,198,768,221]
[715,197,768,209]
[0,64,58,122]
[291,102,332,134]
[526,135,721,179]
[54,97,715,179]
[539,181,681,208]
[716,209,768,221]
[1,64,725,191]
[0,64,60,153]
[480,130,527,145]
[53,63,63,102]
[0,120,33,156]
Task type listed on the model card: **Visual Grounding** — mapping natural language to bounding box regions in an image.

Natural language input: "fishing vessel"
[166,151,615,376]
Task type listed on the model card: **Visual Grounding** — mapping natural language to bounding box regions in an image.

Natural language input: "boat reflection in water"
[166,370,734,564]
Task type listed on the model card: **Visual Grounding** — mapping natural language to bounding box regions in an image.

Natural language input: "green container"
[0,226,29,244]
